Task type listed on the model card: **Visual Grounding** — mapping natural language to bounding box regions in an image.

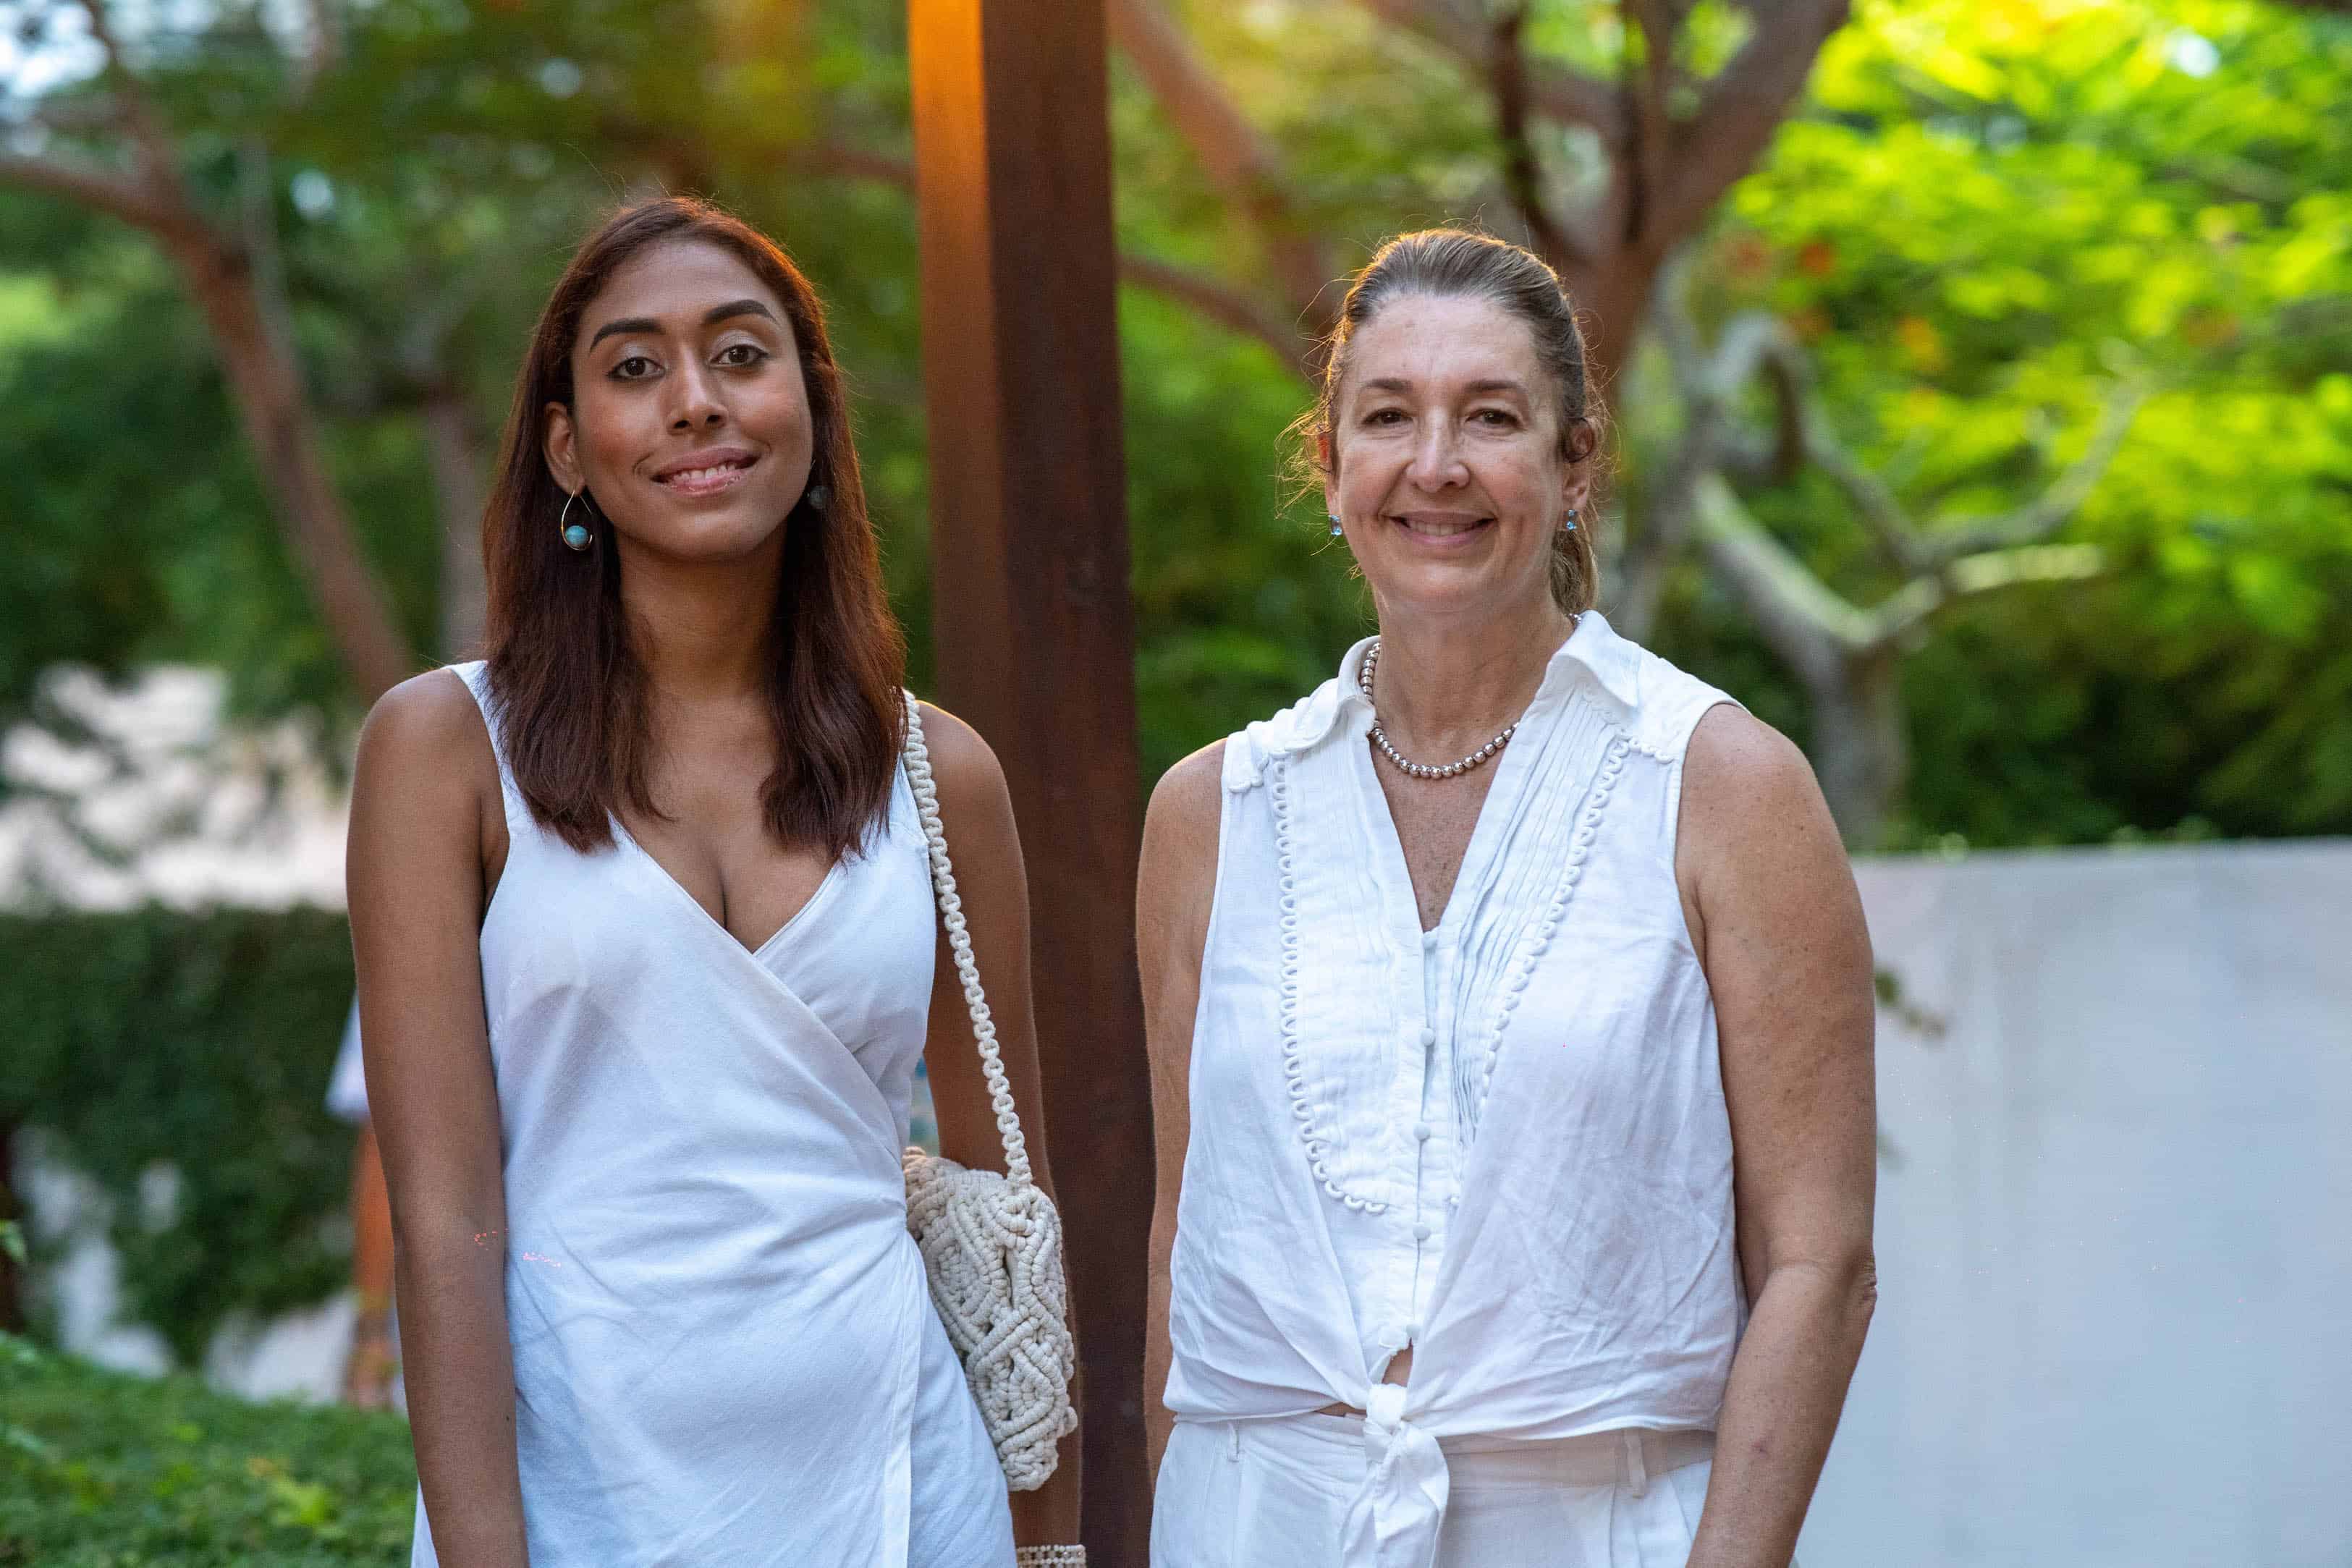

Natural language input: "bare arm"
[914,702,1080,1546]
[1676,706,1878,1568]
[347,671,528,1568]
[1137,742,1223,1480]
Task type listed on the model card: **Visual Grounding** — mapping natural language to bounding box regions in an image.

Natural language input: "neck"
[613,533,786,703]
[1366,594,1577,759]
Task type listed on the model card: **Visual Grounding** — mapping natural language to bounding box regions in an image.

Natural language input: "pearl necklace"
[1358,639,1519,781]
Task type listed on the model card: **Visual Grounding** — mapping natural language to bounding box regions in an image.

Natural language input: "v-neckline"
[1351,683,1547,942]
[609,813,844,963]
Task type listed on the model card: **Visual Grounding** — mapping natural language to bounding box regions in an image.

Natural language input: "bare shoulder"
[1679,704,1833,853]
[1138,739,1224,955]
[355,669,497,809]
[1143,739,1225,856]
[913,699,1012,813]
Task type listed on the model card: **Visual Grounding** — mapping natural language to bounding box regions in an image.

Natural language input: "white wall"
[1801,840,2352,1567]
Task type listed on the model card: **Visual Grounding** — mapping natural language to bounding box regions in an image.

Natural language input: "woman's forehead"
[581,239,787,336]
[1339,293,1543,397]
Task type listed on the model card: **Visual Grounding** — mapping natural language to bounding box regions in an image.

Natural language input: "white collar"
[1234,610,1644,784]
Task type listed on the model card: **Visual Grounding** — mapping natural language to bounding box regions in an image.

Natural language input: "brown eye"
[716,343,769,368]
[612,355,657,380]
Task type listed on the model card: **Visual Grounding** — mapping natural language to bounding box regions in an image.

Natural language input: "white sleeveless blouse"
[1162,613,1743,1561]
[410,664,1011,1568]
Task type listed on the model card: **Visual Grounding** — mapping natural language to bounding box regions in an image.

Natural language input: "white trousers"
[1152,1414,1718,1568]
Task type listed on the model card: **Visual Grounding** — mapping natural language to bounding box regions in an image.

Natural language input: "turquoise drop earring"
[1327,512,1343,537]
[1563,507,1580,533]
[560,490,593,552]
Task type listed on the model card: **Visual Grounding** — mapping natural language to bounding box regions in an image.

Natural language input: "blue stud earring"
[1563,507,1580,533]
[1327,512,1344,537]
[560,489,593,551]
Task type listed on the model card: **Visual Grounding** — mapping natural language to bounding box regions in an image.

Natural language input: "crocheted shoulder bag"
[899,695,1080,1491]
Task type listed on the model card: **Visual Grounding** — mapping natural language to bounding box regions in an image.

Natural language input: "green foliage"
[0,1347,415,1565]
[4,0,2350,847]
[1704,0,2352,843]
[0,910,358,1366]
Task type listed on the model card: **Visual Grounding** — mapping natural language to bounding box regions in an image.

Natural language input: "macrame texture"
[902,1149,1078,1489]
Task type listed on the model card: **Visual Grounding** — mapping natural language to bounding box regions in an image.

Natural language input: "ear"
[1319,428,1339,520]
[1561,459,1594,520]
[543,402,583,495]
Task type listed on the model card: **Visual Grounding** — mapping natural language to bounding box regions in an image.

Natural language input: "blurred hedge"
[0,1338,415,1564]
[0,908,358,1365]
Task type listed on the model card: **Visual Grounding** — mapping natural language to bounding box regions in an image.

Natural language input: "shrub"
[0,1343,415,1565]
[0,907,358,1364]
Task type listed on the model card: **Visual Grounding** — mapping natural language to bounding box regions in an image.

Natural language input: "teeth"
[1401,517,1487,536]
[666,464,744,484]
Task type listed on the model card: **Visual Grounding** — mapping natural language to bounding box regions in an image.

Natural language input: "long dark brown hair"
[479,196,905,860]
[1290,227,1607,614]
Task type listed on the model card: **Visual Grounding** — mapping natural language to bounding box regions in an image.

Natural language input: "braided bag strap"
[901,693,1034,1185]
[899,695,1075,1491]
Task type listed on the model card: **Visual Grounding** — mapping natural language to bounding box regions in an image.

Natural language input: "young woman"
[348,197,1080,1567]
[1141,229,1877,1567]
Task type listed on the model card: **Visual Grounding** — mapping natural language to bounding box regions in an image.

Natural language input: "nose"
[667,357,726,432]
[1407,418,1470,492]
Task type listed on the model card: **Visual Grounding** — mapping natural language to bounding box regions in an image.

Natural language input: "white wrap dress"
[410,662,1012,1567]
[1156,614,1749,1567]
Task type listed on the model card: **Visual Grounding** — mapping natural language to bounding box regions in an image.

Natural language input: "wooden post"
[908,0,1151,1557]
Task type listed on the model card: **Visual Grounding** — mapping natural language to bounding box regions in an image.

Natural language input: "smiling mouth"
[1392,514,1494,538]
[655,457,757,495]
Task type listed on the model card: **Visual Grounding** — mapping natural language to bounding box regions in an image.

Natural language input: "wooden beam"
[908,0,1151,1557]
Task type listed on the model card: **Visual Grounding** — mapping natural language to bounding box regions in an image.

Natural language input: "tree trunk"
[175,240,418,704]
[1568,244,1672,401]
[911,0,1150,1554]
[1806,648,1906,847]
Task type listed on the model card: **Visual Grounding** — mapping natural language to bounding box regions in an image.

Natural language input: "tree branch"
[1117,253,1313,369]
[1863,543,2105,648]
[1652,0,1848,245]
[1693,472,1872,680]
[0,151,180,234]
[1801,402,1931,575]
[75,0,177,185]
[1107,0,1335,336]
[1351,0,1625,149]
[794,140,1313,372]
[1491,3,1591,269]
[1620,0,1680,247]
[1932,384,2146,561]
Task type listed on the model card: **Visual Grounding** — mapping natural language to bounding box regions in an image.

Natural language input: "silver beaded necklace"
[1358,637,1520,781]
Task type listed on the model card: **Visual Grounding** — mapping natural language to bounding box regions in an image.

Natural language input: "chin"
[638,508,795,563]
[1377,563,1508,611]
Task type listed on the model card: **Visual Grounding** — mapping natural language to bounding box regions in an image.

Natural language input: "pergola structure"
[908,1,1151,1556]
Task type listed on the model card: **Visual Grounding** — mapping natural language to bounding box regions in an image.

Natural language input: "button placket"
[1405,936,1445,1342]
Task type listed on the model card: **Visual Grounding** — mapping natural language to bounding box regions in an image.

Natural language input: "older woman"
[1139,229,1876,1568]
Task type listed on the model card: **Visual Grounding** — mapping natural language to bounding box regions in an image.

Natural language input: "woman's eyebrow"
[702,298,779,329]
[586,299,779,351]
[586,315,661,350]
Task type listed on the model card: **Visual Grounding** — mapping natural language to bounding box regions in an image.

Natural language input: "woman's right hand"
[347,669,529,1567]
